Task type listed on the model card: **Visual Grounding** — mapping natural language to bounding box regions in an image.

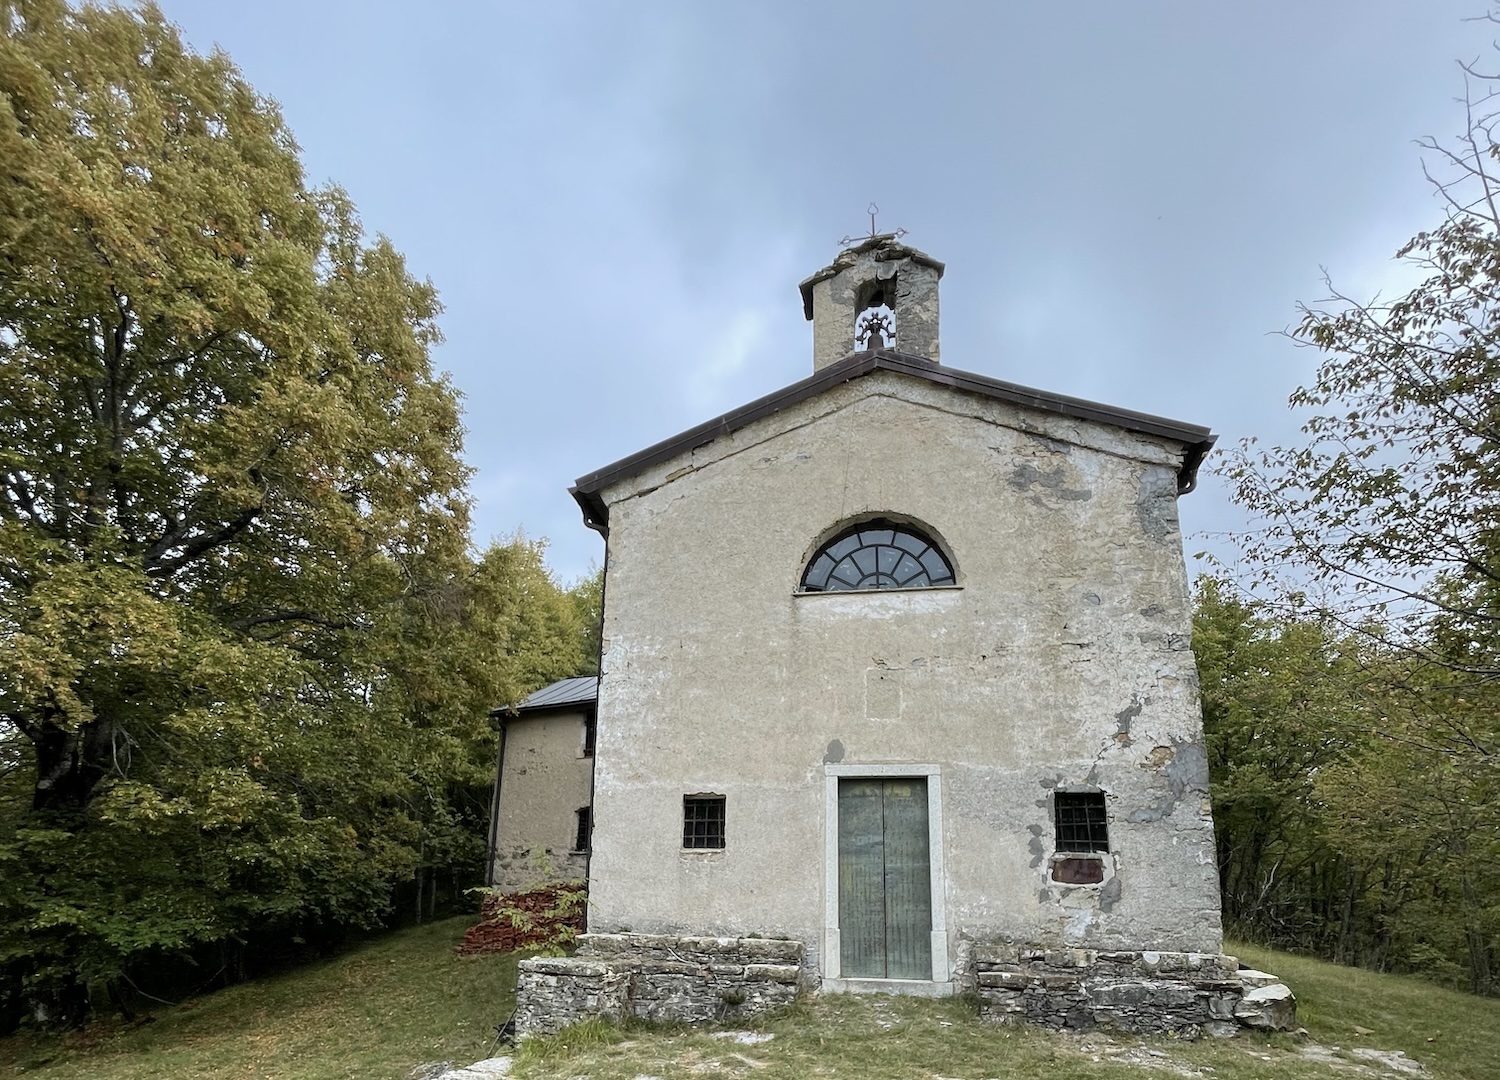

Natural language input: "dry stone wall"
[515,933,803,1037]
[516,934,1296,1040]
[970,944,1291,1037]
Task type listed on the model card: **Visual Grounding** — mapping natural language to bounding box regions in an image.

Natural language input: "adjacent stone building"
[486,676,597,892]
[516,235,1282,1035]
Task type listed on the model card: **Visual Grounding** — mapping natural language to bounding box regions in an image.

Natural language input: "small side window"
[574,806,591,853]
[682,794,726,849]
[1054,791,1109,853]
[582,714,596,758]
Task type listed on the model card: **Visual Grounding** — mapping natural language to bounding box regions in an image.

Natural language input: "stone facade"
[514,933,803,1037]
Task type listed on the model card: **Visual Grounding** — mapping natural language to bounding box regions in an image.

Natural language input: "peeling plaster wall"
[586,371,1221,975]
[490,710,594,892]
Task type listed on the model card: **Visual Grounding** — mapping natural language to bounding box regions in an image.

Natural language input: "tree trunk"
[28,975,90,1030]
[1336,864,1357,965]
[1461,871,1495,995]
[0,970,23,1037]
[414,840,425,926]
[31,714,117,812]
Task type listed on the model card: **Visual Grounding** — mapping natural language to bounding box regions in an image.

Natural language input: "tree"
[1219,27,1500,992]
[1192,578,1356,944]
[2,0,467,809]
[568,566,604,676]
[0,1,579,1026]
[1222,44,1500,687]
[1193,579,1500,992]
[373,537,585,920]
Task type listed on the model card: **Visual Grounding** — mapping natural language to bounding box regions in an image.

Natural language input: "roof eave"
[489,700,598,720]
[571,485,609,538]
[569,349,1216,533]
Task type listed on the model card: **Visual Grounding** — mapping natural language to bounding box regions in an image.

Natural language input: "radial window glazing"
[800,519,955,592]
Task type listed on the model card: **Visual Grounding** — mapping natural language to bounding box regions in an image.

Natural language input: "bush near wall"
[457,886,588,956]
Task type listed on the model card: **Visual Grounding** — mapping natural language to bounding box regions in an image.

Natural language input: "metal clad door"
[837,778,933,980]
[837,780,887,978]
[882,779,932,979]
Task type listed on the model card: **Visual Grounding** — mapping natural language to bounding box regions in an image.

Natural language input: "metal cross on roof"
[839,202,908,247]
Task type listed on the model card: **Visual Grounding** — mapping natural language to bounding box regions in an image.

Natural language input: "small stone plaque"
[1052,857,1104,885]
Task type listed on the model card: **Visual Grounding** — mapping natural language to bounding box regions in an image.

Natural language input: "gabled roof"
[490,675,598,719]
[570,348,1216,536]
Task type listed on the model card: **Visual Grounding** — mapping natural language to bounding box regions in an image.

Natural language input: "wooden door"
[837,778,933,979]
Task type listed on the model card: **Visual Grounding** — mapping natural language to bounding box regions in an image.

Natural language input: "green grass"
[511,941,1500,1080]
[4,928,1499,1080]
[1226,941,1500,1079]
[0,916,518,1080]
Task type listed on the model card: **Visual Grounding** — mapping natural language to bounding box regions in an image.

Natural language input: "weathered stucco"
[804,239,943,368]
[585,369,1221,983]
[489,709,593,891]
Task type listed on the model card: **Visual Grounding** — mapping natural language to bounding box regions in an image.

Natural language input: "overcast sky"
[160,1,1486,585]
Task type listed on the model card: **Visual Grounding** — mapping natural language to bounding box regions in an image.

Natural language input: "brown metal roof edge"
[488,692,599,720]
[570,349,1217,535]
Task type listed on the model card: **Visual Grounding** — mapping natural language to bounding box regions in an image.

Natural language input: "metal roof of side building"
[491,675,598,718]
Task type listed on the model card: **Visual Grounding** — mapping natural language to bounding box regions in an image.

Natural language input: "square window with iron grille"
[682,794,726,849]
[574,807,591,852]
[1054,791,1109,853]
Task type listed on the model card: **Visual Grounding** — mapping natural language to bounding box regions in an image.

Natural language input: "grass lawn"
[4,926,1499,1080]
[1226,941,1500,1079]
[0,916,518,1080]
[512,941,1500,1080]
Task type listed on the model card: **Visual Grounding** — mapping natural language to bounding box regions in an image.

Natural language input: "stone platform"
[971,945,1296,1037]
[514,933,804,1037]
[514,934,1295,1040]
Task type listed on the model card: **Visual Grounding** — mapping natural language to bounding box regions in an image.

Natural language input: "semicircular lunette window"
[800,520,956,592]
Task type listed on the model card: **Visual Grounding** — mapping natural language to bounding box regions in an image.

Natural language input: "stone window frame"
[822,762,950,987]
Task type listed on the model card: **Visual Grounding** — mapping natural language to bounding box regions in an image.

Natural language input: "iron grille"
[574,807,591,853]
[1054,791,1109,853]
[682,794,726,849]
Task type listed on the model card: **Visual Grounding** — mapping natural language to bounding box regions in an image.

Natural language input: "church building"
[515,234,1289,1036]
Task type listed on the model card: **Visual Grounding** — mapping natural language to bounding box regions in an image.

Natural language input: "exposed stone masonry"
[515,933,804,1038]
[516,934,1296,1040]
[970,944,1292,1037]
